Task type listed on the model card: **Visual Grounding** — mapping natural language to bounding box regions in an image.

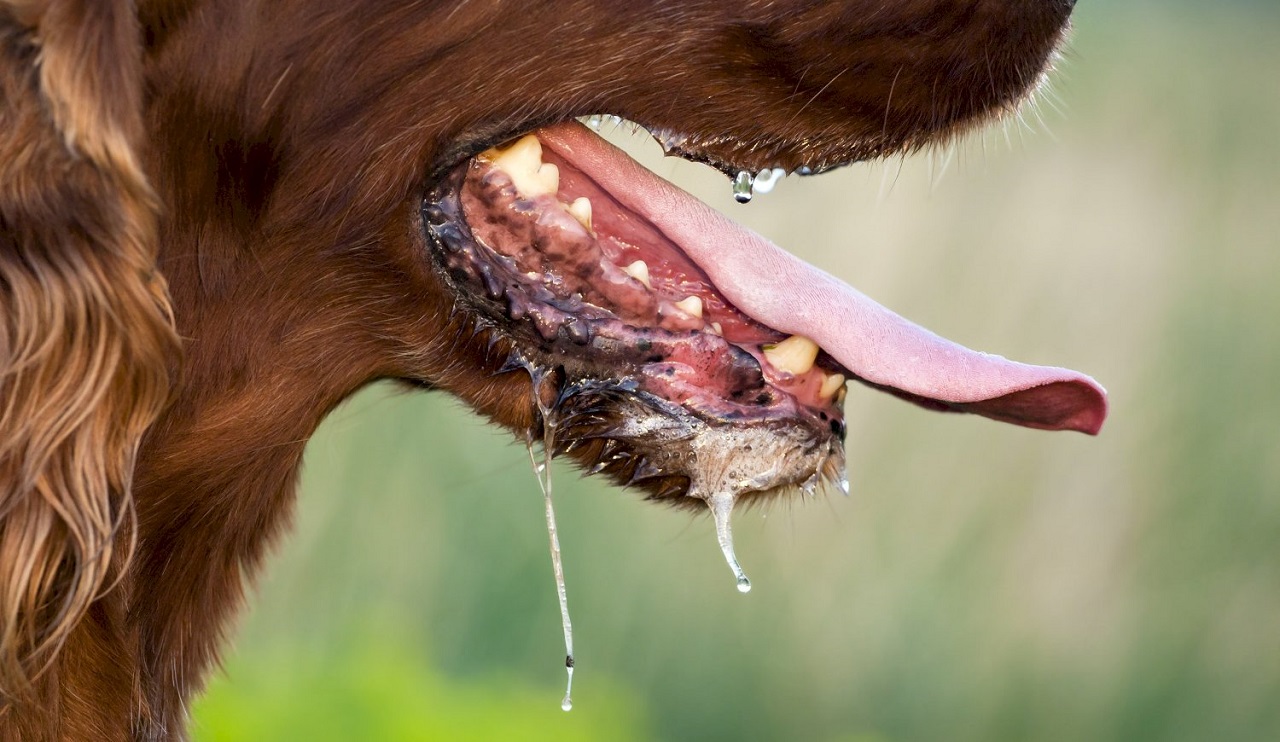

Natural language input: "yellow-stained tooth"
[623,260,651,289]
[710,322,724,336]
[674,296,703,318]
[819,372,846,400]
[489,134,540,172]
[763,335,819,375]
[490,135,559,198]
[567,197,593,229]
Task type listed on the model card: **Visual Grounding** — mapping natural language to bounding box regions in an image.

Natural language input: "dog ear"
[0,0,177,695]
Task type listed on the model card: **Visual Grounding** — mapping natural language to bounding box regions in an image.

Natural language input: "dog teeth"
[710,322,723,336]
[538,163,560,195]
[622,260,651,289]
[763,335,818,376]
[488,134,560,198]
[818,371,846,400]
[674,296,703,318]
[567,197,592,230]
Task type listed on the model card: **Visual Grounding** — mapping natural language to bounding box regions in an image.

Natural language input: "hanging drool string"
[525,366,575,711]
[706,491,752,593]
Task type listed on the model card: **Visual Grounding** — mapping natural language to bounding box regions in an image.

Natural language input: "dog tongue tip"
[947,375,1109,435]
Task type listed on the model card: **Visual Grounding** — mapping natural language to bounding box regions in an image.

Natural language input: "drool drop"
[707,492,752,593]
[752,167,785,195]
[732,171,754,203]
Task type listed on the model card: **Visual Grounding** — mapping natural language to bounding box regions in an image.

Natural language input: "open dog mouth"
[421,116,1107,706]
[421,120,1108,507]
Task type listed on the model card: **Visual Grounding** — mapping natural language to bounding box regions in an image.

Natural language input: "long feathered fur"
[0,0,176,698]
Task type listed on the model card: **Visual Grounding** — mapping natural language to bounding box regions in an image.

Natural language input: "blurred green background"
[192,3,1280,740]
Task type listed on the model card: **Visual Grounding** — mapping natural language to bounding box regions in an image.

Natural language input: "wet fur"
[0,0,1073,737]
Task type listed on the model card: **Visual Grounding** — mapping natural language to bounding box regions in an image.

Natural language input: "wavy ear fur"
[0,0,176,697]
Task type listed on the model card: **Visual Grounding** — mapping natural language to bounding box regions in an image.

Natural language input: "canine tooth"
[567,197,592,229]
[763,335,819,376]
[491,135,558,198]
[536,163,560,196]
[623,260,651,289]
[674,296,703,318]
[819,372,846,400]
[491,134,541,172]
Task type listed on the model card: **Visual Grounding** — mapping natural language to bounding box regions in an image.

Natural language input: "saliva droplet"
[708,492,752,593]
[561,662,574,711]
[752,167,785,195]
[732,171,754,203]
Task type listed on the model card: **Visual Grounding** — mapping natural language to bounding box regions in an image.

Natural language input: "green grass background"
[192,3,1280,740]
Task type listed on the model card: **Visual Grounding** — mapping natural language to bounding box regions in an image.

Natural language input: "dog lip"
[434,115,829,193]
[642,125,838,179]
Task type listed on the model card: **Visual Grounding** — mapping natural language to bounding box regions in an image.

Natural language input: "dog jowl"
[0,0,1102,737]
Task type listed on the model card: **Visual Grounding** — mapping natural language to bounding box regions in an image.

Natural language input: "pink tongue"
[538,123,1108,434]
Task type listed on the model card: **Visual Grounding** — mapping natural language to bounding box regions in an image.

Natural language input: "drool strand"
[526,373,575,711]
[707,492,752,593]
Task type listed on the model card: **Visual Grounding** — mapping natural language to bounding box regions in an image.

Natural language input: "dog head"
[0,0,1103,695]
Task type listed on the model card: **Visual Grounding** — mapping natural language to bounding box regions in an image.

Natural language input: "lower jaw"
[548,379,846,506]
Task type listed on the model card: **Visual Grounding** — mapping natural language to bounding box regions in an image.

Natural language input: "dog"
[0,0,1104,737]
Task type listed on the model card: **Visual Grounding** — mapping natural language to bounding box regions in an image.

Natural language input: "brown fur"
[0,0,1073,737]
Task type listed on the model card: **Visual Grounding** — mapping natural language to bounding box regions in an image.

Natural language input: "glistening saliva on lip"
[579,116,791,203]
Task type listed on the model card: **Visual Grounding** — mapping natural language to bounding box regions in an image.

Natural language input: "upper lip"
[432,116,833,193]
